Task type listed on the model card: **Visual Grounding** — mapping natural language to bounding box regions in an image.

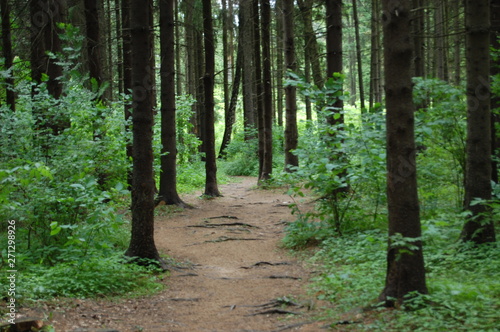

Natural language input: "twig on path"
[167,298,201,302]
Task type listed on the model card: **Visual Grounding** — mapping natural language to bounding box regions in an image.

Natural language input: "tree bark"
[252,0,265,179]
[297,0,323,89]
[1,0,15,111]
[240,0,256,137]
[461,0,496,244]
[491,0,500,184]
[122,0,133,189]
[352,0,365,110]
[369,0,382,109]
[379,0,428,306]
[274,0,284,127]
[30,0,68,135]
[219,25,243,158]
[125,0,164,267]
[260,0,273,181]
[202,0,221,197]
[283,0,298,172]
[157,0,187,207]
[326,0,343,125]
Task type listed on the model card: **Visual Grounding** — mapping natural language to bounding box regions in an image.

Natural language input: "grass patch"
[300,223,500,331]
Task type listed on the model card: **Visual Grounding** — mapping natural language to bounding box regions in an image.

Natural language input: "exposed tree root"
[241,261,291,269]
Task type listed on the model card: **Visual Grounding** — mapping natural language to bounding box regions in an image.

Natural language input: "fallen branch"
[267,275,301,280]
[208,215,239,219]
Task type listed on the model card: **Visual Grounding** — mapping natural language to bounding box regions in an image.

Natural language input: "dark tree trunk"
[297,0,323,89]
[491,0,500,184]
[369,0,382,109]
[275,0,284,127]
[114,0,123,95]
[1,0,15,111]
[379,0,428,306]
[125,0,164,267]
[434,0,448,81]
[219,30,243,158]
[157,0,187,207]
[122,0,133,190]
[241,0,256,137]
[30,0,68,135]
[283,0,298,172]
[202,0,221,197]
[352,0,365,110]
[326,0,343,124]
[260,0,273,181]
[411,0,425,79]
[252,0,265,178]
[461,0,496,244]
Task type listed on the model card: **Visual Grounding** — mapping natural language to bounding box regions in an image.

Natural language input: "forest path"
[47,177,327,331]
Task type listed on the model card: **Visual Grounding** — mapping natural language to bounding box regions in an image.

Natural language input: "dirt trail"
[24,177,326,331]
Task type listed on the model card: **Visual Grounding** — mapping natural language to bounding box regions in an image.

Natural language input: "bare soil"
[18,177,330,331]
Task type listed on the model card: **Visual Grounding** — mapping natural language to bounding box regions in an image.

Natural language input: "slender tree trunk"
[175,0,182,96]
[461,0,496,244]
[352,0,365,110]
[252,0,265,178]
[241,0,256,136]
[202,0,221,197]
[369,0,382,109]
[452,1,462,86]
[125,0,164,267]
[260,0,273,181]
[114,0,123,95]
[157,0,186,207]
[379,0,427,306]
[434,0,448,81]
[412,0,425,79]
[122,0,133,189]
[283,0,298,172]
[84,0,103,89]
[297,0,323,89]
[30,0,68,134]
[275,0,284,127]
[1,0,15,111]
[219,24,243,158]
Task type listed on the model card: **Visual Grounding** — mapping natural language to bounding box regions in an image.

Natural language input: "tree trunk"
[412,0,425,79]
[297,0,323,89]
[491,0,500,184]
[30,0,68,134]
[434,0,448,81]
[379,0,428,306]
[122,0,133,189]
[219,26,243,158]
[260,0,273,181]
[325,0,343,124]
[274,0,284,127]
[1,0,15,111]
[157,0,186,207]
[461,0,496,244]
[114,0,123,95]
[125,0,164,267]
[369,0,382,109]
[202,0,221,197]
[352,0,365,110]
[252,0,265,179]
[283,0,298,172]
[241,0,256,137]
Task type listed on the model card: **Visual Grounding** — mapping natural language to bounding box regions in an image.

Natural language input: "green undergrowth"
[299,220,499,331]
